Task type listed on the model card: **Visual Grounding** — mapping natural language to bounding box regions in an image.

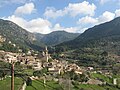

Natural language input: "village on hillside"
[0,46,120,90]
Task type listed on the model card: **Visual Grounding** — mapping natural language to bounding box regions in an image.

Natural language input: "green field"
[90,73,112,83]
[26,79,120,90]
[73,84,119,90]
[26,80,62,90]
[0,77,23,90]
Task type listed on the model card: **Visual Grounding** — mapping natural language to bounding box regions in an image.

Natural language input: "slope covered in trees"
[55,17,120,67]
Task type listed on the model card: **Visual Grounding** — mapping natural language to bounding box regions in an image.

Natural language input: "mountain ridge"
[0,19,80,52]
[57,16,120,49]
[40,31,80,46]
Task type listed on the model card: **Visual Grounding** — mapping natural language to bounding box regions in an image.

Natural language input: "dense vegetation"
[55,17,120,70]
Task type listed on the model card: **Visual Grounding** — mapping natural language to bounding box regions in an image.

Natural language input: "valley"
[0,9,120,90]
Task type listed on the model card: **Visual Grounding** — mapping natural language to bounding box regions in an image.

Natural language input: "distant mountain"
[40,31,80,46]
[58,17,120,49]
[76,16,120,43]
[0,19,80,52]
[0,19,44,52]
[34,33,45,41]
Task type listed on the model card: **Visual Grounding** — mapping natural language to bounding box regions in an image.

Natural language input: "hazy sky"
[0,0,120,34]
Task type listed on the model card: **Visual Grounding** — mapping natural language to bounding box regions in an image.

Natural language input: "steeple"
[45,46,48,62]
[45,46,48,55]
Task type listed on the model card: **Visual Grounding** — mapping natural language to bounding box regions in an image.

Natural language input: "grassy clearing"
[26,80,62,90]
[91,73,112,83]
[73,84,119,90]
[0,77,23,90]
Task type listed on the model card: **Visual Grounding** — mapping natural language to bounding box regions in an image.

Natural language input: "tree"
[26,77,32,86]
[48,58,53,62]
[33,68,48,77]
[101,51,108,57]
[0,70,6,80]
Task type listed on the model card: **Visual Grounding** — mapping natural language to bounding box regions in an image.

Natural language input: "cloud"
[77,11,115,32]
[0,0,34,7]
[115,9,120,17]
[3,15,52,34]
[77,16,98,25]
[27,18,52,34]
[14,2,36,16]
[44,7,67,19]
[53,23,78,33]
[44,1,96,18]
[66,1,96,17]
[98,11,115,23]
